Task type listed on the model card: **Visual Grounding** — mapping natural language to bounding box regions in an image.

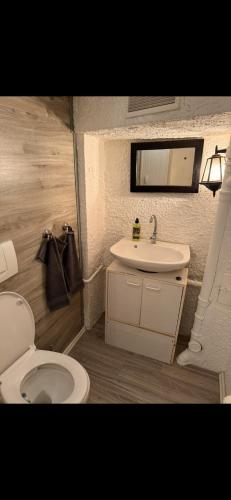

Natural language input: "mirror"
[130,139,204,193]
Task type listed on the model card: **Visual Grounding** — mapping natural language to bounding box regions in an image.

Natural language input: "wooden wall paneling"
[0,96,83,352]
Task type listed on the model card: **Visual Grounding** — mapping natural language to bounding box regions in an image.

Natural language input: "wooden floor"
[70,316,220,404]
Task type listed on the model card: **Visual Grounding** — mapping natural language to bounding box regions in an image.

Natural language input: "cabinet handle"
[145,286,161,291]
[126,281,141,287]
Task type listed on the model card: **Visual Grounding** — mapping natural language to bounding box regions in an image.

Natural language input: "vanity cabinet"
[105,260,188,364]
[140,278,183,335]
[107,273,142,326]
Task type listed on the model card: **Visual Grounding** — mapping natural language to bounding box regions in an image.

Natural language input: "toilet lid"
[0,292,35,374]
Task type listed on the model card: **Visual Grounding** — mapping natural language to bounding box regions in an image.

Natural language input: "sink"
[110,238,190,272]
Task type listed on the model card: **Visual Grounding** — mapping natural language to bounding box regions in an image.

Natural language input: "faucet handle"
[149,215,154,223]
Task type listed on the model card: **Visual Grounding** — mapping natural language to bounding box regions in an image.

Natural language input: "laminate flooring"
[70,315,220,404]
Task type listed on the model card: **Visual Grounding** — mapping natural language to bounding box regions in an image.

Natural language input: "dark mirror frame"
[130,139,204,193]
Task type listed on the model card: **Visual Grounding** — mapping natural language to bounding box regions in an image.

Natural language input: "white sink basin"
[110,238,190,272]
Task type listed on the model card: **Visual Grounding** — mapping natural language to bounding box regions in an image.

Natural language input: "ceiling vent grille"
[127,96,180,117]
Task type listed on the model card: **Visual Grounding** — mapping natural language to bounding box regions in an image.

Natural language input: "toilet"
[0,292,90,404]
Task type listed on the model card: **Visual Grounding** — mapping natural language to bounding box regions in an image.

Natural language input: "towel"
[36,237,70,311]
[60,230,83,294]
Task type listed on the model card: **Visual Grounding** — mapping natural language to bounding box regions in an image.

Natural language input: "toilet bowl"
[0,292,90,404]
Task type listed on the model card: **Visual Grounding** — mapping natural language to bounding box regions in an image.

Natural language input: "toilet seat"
[0,291,90,404]
[0,348,90,404]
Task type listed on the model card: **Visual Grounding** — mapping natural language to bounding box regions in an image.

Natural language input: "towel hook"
[43,229,53,239]
[63,222,73,233]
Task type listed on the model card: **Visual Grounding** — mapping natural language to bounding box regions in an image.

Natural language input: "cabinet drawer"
[140,278,183,335]
[106,320,175,364]
[107,272,142,326]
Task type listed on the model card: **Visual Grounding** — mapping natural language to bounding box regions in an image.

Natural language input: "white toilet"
[0,292,90,404]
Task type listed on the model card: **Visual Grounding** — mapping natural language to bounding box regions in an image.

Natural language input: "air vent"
[127,96,180,117]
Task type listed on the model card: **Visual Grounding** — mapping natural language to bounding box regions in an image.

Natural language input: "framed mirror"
[130,139,204,193]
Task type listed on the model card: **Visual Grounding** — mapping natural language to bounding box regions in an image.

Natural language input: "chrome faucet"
[149,214,157,243]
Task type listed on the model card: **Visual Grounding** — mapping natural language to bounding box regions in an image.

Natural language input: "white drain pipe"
[178,138,231,365]
[83,264,104,284]
[83,269,203,287]
[187,279,202,288]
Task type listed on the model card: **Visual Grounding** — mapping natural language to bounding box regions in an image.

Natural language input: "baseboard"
[63,326,86,355]
[219,372,226,404]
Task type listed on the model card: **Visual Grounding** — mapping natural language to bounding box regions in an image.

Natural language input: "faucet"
[149,214,157,243]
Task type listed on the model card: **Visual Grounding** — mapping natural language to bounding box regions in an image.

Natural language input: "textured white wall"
[102,136,230,337]
[177,142,231,374]
[75,96,231,133]
[74,97,231,334]
[224,353,231,395]
[83,135,105,275]
[77,132,230,333]
[76,133,106,328]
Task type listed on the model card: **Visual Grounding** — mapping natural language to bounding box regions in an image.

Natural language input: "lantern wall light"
[200,145,227,197]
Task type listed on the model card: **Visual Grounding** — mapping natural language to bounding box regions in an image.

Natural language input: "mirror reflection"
[130,139,204,193]
[136,148,195,186]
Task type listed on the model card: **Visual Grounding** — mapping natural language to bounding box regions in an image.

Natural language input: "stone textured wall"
[178,193,231,372]
[102,136,230,336]
[77,132,229,333]
[75,96,231,133]
[224,353,231,395]
[76,133,106,329]
[74,96,231,333]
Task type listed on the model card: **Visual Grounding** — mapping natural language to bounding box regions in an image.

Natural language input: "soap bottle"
[132,218,141,240]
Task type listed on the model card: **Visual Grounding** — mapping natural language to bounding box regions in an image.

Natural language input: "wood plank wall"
[0,96,83,352]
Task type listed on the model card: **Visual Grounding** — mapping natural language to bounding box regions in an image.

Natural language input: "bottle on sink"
[132,218,141,240]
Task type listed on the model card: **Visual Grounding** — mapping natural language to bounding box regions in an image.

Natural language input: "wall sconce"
[200,146,227,197]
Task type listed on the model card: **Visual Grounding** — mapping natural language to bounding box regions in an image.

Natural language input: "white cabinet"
[105,260,188,364]
[106,320,175,364]
[107,272,142,326]
[140,278,183,335]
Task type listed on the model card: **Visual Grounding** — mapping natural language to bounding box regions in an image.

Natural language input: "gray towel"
[60,231,84,294]
[36,237,70,311]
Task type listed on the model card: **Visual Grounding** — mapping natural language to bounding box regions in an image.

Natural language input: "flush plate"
[0,240,18,283]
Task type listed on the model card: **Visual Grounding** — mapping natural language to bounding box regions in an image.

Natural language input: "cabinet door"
[140,278,183,335]
[106,320,175,364]
[107,272,142,326]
